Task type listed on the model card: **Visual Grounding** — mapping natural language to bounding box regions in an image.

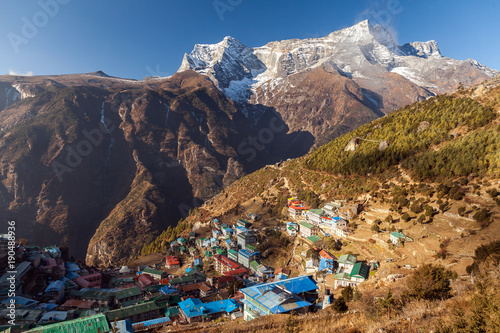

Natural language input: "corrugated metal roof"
[1,296,38,307]
[134,316,170,327]
[179,298,240,318]
[241,279,315,314]
[350,262,370,279]
[337,254,357,264]
[299,221,315,229]
[44,280,64,293]
[106,300,162,322]
[307,235,321,243]
[27,314,109,333]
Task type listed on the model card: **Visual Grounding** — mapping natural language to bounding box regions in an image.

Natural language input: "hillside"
[135,76,500,332]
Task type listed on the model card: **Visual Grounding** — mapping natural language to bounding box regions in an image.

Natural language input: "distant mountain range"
[0,20,496,266]
[178,19,497,145]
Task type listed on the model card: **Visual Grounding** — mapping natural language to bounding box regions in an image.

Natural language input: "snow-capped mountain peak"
[400,40,442,58]
[372,24,400,54]
[178,36,265,89]
[177,20,498,123]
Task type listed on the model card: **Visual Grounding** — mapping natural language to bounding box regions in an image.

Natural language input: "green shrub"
[405,264,457,300]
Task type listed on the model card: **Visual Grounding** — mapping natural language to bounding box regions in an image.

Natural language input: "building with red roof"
[288,200,309,219]
[165,256,180,269]
[60,299,97,310]
[214,255,241,275]
[209,275,235,289]
[72,273,102,288]
[223,268,248,277]
[319,249,336,260]
[137,273,158,288]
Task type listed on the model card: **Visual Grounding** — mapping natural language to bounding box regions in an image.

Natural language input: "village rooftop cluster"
[0,197,413,332]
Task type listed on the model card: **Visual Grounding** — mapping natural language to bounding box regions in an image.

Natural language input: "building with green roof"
[390,232,411,244]
[27,314,109,333]
[306,235,321,244]
[337,254,357,266]
[72,286,143,307]
[245,244,257,252]
[164,306,180,318]
[228,249,238,261]
[334,259,370,289]
[298,221,318,238]
[106,300,164,323]
[249,260,260,273]
[114,286,143,304]
[168,271,205,287]
[237,219,252,228]
[142,268,166,280]
[350,262,370,280]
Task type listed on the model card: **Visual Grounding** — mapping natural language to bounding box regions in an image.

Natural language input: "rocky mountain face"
[178,20,497,146]
[0,71,310,266]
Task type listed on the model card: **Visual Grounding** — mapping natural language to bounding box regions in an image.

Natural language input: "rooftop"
[306,235,321,243]
[106,300,162,322]
[215,255,240,270]
[142,268,164,276]
[338,254,357,265]
[27,314,109,333]
[44,280,65,293]
[299,221,316,229]
[241,275,318,298]
[178,298,240,318]
[241,276,318,314]
[350,262,370,279]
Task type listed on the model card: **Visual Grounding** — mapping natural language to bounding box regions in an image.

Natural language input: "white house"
[298,221,318,238]
[305,259,319,274]
[306,209,324,225]
[390,232,411,244]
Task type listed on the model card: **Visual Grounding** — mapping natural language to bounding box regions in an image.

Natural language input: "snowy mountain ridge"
[178,20,497,113]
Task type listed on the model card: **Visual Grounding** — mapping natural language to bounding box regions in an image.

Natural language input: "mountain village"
[0,195,418,333]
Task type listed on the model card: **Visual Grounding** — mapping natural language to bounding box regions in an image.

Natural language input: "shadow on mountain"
[360,88,386,117]
[236,102,315,173]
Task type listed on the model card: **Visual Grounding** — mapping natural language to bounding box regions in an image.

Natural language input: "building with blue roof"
[178,298,241,323]
[240,275,318,321]
[319,258,335,274]
[37,302,59,311]
[65,262,80,272]
[111,319,134,333]
[222,227,233,237]
[44,280,65,302]
[160,286,179,295]
[235,226,247,235]
[194,258,203,269]
[132,316,170,330]
[1,296,38,308]
[210,238,219,246]
[237,249,256,268]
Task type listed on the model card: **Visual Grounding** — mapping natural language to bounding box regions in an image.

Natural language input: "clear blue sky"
[0,0,498,80]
